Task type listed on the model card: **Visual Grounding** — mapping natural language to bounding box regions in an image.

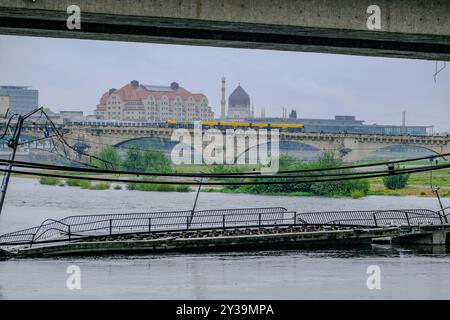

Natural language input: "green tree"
[225,151,370,197]
[123,146,144,172]
[211,164,245,190]
[309,152,369,197]
[142,149,172,173]
[90,145,121,169]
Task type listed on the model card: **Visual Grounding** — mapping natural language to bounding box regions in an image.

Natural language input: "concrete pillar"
[432,230,447,245]
[393,230,448,246]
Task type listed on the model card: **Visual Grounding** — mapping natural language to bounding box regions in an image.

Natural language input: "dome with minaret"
[226,83,252,119]
[228,84,250,109]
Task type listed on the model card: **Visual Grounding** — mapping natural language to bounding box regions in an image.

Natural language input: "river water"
[0,177,450,299]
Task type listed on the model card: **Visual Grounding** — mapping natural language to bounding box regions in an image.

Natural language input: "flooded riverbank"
[1,177,450,299]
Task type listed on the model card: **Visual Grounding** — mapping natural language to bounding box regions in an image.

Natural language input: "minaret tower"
[220,75,226,119]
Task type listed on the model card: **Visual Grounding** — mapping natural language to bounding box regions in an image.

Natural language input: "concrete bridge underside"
[1,1,450,61]
[36,126,450,163]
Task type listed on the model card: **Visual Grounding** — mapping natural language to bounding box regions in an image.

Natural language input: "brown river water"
[0,177,449,299]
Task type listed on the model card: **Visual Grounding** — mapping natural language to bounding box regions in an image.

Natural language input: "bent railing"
[0,207,290,247]
[0,207,445,248]
[295,209,443,227]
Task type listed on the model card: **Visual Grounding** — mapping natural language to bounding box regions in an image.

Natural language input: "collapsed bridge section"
[0,207,448,257]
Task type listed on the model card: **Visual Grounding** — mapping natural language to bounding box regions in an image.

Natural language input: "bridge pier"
[392,227,449,245]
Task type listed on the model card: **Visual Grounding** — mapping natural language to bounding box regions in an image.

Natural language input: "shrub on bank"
[383,172,410,190]
[65,178,106,190]
[154,184,174,192]
[66,178,81,187]
[78,180,92,189]
[126,181,190,192]
[90,145,121,170]
[224,153,370,198]
[350,190,365,199]
[126,182,137,190]
[89,182,110,190]
[175,185,191,192]
[39,176,59,185]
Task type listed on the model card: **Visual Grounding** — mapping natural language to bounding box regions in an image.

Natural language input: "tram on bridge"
[66,119,305,132]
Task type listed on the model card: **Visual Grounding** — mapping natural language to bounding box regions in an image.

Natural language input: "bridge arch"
[358,144,446,161]
[113,136,201,163]
[235,141,322,164]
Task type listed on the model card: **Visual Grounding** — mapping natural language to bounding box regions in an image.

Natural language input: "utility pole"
[402,111,406,135]
[0,107,43,217]
[188,177,206,229]
[432,187,448,224]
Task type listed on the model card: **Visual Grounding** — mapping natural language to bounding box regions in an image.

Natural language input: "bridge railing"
[0,207,290,248]
[295,209,443,227]
[0,207,445,249]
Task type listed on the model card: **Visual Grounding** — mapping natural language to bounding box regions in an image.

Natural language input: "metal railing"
[0,207,446,248]
[296,209,444,227]
[0,207,290,247]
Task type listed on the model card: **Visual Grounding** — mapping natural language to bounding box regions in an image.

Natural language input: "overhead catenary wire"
[0,157,447,180]
[2,145,450,179]
[1,160,449,186]
[0,113,19,140]
[1,109,111,169]
[0,151,449,180]
[47,136,450,176]
[3,118,450,177]
[40,110,113,169]
[21,118,101,168]
[17,132,66,146]
[11,116,450,174]
[3,111,450,177]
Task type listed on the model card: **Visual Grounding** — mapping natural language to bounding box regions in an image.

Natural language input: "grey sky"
[0,34,449,131]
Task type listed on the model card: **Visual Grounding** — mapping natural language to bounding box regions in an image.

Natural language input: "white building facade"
[95,80,214,122]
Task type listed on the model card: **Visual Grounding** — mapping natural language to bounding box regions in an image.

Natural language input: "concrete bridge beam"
[1,1,450,60]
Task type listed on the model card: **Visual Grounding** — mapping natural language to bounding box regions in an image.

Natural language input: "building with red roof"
[95,80,214,122]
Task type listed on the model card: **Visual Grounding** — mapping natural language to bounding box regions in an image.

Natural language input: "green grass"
[175,185,191,192]
[201,188,220,193]
[126,182,191,192]
[79,180,92,189]
[66,178,81,187]
[89,182,110,190]
[289,191,313,197]
[368,170,450,187]
[153,184,174,192]
[172,164,260,173]
[66,178,107,190]
[368,190,402,196]
[32,159,450,199]
[350,190,365,199]
[39,176,59,185]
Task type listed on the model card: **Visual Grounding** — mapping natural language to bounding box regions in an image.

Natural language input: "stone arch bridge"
[20,125,450,163]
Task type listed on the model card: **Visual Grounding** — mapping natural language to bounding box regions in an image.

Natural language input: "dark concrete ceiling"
[1,1,450,60]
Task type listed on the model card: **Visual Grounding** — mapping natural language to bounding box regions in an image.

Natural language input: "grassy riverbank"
[30,145,450,198]
[33,170,450,197]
